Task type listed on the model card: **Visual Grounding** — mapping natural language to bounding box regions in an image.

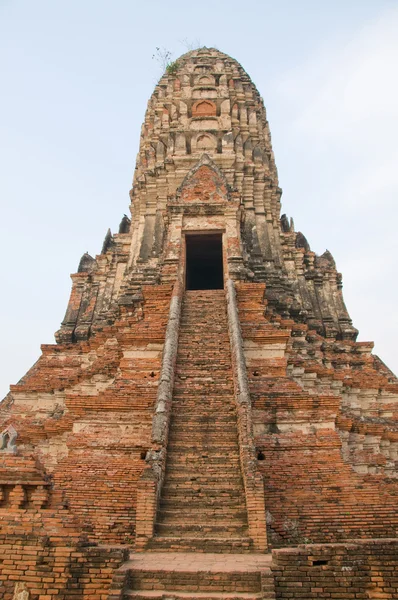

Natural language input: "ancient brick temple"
[1,48,397,600]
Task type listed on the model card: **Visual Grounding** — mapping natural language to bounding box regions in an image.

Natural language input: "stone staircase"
[151,289,251,553]
[109,290,275,600]
[112,552,275,600]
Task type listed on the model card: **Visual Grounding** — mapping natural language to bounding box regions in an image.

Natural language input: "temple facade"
[1,48,397,600]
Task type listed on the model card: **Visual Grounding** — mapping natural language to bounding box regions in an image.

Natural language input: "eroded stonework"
[0,47,397,600]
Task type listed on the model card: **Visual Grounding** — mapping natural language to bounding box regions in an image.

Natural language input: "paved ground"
[125,553,273,572]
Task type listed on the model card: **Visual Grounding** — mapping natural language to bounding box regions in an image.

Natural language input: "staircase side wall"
[226,279,267,551]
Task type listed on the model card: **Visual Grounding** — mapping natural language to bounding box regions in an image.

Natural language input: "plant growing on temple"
[152,47,179,76]
[166,60,179,75]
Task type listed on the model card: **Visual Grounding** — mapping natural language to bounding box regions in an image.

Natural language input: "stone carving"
[118,214,131,234]
[0,424,17,453]
[295,232,310,251]
[179,164,228,204]
[101,228,114,254]
[78,252,96,273]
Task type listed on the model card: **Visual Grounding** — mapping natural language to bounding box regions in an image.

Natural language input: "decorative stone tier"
[55,48,357,344]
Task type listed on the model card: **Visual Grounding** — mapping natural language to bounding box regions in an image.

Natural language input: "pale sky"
[1,0,397,398]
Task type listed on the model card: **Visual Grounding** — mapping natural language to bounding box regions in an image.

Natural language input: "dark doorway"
[185,234,224,290]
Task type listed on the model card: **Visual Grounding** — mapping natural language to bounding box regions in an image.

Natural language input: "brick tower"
[1,48,397,600]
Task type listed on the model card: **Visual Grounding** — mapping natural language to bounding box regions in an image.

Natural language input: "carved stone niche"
[0,425,17,453]
[192,100,216,117]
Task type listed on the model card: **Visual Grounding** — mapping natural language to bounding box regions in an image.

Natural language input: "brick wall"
[272,539,398,599]
[1,286,172,546]
[0,532,127,600]
[236,283,398,546]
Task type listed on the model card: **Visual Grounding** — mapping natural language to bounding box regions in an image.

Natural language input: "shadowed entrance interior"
[185,234,224,290]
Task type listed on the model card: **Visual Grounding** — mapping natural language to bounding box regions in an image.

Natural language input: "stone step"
[167,433,239,442]
[124,592,267,600]
[177,354,230,359]
[126,569,262,593]
[169,414,237,423]
[168,425,237,433]
[166,440,239,451]
[180,312,227,317]
[181,304,227,308]
[160,488,245,501]
[162,474,244,485]
[158,507,248,521]
[173,376,232,383]
[175,370,232,378]
[172,389,234,396]
[178,339,229,343]
[180,306,227,311]
[164,464,241,476]
[183,297,226,302]
[157,518,247,531]
[176,359,230,364]
[171,392,235,399]
[177,339,229,344]
[161,481,245,495]
[155,523,248,537]
[165,453,241,463]
[166,451,240,461]
[182,302,226,306]
[168,421,237,429]
[167,440,239,449]
[166,443,240,451]
[173,387,234,394]
[161,485,244,496]
[173,383,234,391]
[178,336,228,341]
[179,321,228,327]
[158,502,247,527]
[148,536,254,553]
[170,410,237,420]
[124,553,274,579]
[169,412,236,420]
[176,362,231,369]
[178,323,227,329]
[167,434,239,445]
[169,436,237,444]
[159,498,247,511]
[171,401,235,407]
[166,447,239,457]
[177,347,230,353]
[165,450,240,460]
[169,419,237,425]
[172,389,235,397]
[177,325,227,330]
[175,365,232,372]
